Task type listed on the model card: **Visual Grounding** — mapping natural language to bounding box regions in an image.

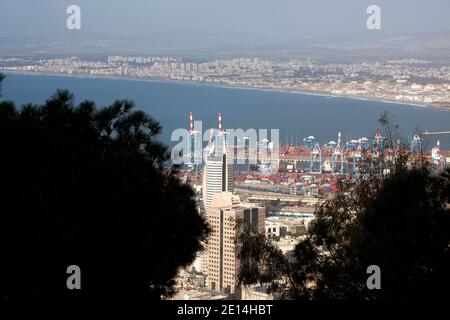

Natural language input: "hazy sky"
[0,0,449,57]
[1,0,449,38]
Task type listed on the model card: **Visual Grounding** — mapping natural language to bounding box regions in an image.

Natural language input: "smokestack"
[218,112,223,132]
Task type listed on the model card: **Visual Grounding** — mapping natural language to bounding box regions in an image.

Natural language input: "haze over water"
[4,73,450,150]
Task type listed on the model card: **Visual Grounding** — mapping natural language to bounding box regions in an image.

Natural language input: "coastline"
[3,70,449,112]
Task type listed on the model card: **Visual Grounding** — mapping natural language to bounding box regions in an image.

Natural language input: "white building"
[202,123,234,213]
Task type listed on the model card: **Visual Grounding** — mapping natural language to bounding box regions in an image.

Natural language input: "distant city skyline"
[2,55,449,109]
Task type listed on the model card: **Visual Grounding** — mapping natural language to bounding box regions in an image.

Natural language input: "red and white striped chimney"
[218,112,223,132]
[189,112,194,134]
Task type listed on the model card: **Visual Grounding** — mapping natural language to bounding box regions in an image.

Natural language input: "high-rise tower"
[207,192,265,294]
[202,113,233,213]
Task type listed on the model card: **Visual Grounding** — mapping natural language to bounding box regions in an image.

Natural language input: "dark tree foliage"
[0,89,209,300]
[0,73,5,97]
[238,162,450,300]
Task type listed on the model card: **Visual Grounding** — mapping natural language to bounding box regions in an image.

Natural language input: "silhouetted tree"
[0,88,209,300]
[0,73,5,97]
[238,161,450,300]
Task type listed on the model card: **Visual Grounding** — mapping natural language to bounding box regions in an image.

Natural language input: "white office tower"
[202,113,234,214]
[207,192,265,295]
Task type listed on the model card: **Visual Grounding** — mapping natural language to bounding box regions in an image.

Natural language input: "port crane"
[310,142,322,174]
[331,132,344,175]
[421,130,450,136]
[352,142,365,174]
[416,130,449,174]
[411,129,450,156]
[410,133,423,156]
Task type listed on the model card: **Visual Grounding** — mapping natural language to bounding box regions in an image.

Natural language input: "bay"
[3,73,450,150]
